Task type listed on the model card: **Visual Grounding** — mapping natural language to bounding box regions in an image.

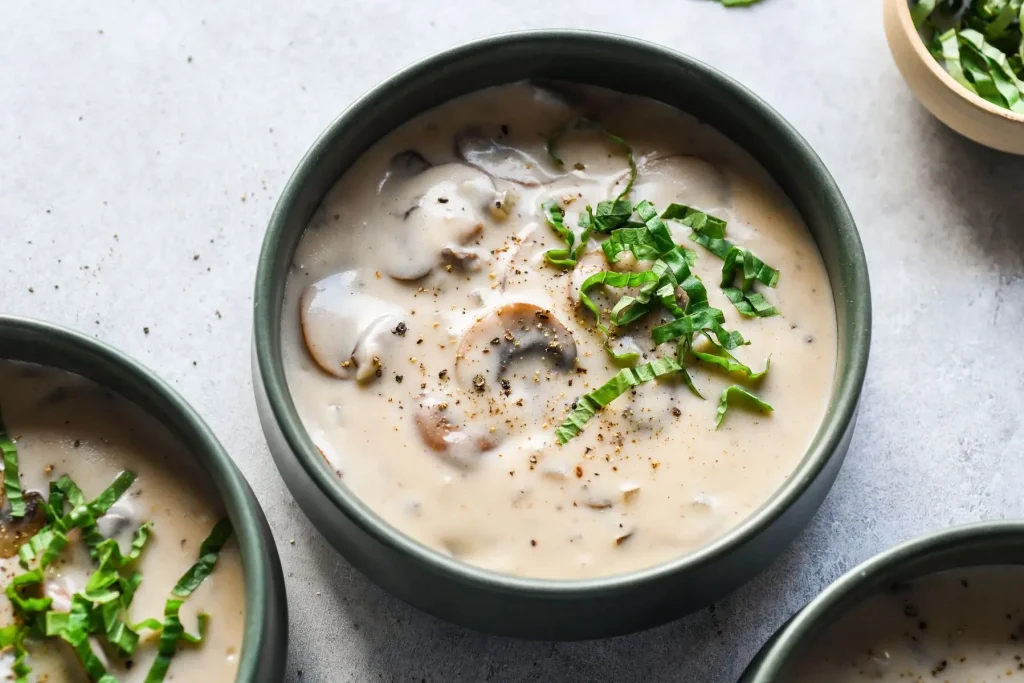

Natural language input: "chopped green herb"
[920,2,1024,112]
[542,200,579,267]
[911,0,937,28]
[691,337,771,380]
[145,519,231,682]
[556,357,682,444]
[0,410,26,518]
[716,385,774,428]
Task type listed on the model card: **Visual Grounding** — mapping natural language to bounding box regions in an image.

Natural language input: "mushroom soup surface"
[786,567,1024,682]
[283,81,837,579]
[0,361,245,682]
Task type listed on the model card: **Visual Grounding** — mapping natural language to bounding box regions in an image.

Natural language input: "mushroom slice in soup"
[455,126,562,186]
[613,155,731,211]
[377,149,432,194]
[381,163,507,281]
[0,491,46,559]
[454,303,577,389]
[299,270,405,379]
[414,393,498,468]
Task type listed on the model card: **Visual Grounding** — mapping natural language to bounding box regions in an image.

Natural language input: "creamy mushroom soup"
[283,81,837,579]
[0,361,244,682]
[786,568,1024,682]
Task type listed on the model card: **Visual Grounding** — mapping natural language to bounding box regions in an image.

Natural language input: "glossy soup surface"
[283,81,837,579]
[0,361,245,682]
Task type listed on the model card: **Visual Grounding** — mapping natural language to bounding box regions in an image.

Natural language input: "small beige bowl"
[883,0,1024,154]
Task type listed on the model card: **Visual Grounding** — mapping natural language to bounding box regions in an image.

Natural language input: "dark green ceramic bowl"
[253,30,871,639]
[0,316,287,681]
[739,522,1024,680]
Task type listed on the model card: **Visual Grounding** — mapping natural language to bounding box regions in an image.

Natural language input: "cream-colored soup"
[283,82,837,579]
[786,568,1024,682]
[0,361,244,682]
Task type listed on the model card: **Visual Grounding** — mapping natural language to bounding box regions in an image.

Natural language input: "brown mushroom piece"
[454,303,577,388]
[413,393,497,469]
[376,149,432,195]
[299,270,405,379]
[0,491,47,559]
[380,163,508,281]
[455,126,562,186]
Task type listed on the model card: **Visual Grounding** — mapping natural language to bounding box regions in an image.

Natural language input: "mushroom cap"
[413,393,497,469]
[299,270,405,379]
[0,491,47,559]
[454,303,577,390]
[455,127,562,186]
[379,163,501,281]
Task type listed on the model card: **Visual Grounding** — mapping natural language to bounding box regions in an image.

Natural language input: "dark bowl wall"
[0,316,288,682]
[253,30,871,639]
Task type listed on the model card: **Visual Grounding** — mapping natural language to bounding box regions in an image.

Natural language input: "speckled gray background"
[3,1,1024,681]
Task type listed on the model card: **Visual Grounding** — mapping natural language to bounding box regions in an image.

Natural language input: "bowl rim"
[0,314,281,682]
[253,29,871,595]
[893,0,1024,124]
[742,520,1024,680]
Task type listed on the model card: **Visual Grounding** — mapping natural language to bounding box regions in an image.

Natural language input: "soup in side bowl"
[0,360,244,682]
[282,81,837,580]
[786,567,1024,682]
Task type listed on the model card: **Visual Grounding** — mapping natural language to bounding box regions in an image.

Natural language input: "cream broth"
[786,568,1024,682]
[0,362,244,682]
[282,82,837,579]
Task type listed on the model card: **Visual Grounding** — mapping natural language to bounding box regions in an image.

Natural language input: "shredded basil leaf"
[172,518,233,597]
[912,0,938,27]
[542,201,578,267]
[556,357,682,444]
[716,385,774,428]
[924,4,1024,112]
[144,519,231,683]
[0,410,25,518]
[691,337,771,380]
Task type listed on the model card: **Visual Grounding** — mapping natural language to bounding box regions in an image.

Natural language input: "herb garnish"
[539,124,780,442]
[543,118,639,266]
[0,426,232,682]
[555,357,683,444]
[0,410,26,518]
[912,0,1024,113]
[716,385,774,428]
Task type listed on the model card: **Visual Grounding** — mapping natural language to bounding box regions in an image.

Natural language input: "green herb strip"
[0,410,25,518]
[911,0,937,28]
[691,337,771,381]
[662,203,780,317]
[924,4,1024,113]
[556,357,682,444]
[145,518,232,682]
[716,385,774,428]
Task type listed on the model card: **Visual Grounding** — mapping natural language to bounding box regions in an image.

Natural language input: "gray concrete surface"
[3,1,1024,681]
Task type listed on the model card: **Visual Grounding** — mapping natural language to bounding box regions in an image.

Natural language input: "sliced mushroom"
[0,491,47,559]
[380,163,503,280]
[97,497,137,540]
[299,270,405,379]
[377,149,432,194]
[613,155,731,211]
[455,126,561,186]
[455,303,577,388]
[413,394,497,469]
